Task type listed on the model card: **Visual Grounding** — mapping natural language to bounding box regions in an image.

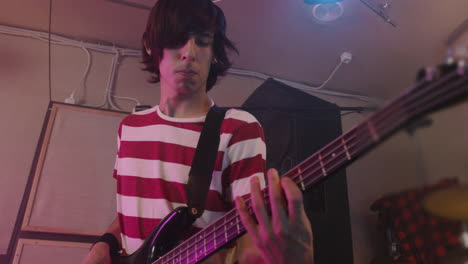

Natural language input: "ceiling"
[2,0,468,100]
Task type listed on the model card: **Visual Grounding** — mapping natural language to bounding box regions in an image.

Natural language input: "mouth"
[176,69,197,75]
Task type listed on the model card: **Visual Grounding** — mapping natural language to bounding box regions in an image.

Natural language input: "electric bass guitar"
[113,58,468,264]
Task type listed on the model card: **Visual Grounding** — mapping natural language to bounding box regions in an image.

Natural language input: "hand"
[235,169,314,264]
[81,242,112,264]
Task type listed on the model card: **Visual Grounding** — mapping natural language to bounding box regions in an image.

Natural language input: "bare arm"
[81,217,121,264]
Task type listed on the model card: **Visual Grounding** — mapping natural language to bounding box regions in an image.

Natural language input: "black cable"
[48,0,52,102]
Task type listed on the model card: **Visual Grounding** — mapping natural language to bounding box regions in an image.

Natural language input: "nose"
[180,37,196,61]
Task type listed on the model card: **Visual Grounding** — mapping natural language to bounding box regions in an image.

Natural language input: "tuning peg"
[425,67,437,81]
[458,59,466,75]
[446,49,456,64]
[440,60,458,76]
[416,67,436,82]
[416,67,435,82]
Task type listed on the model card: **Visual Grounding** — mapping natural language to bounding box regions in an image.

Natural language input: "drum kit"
[422,185,468,263]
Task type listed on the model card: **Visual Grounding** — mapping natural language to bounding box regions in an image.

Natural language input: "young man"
[83,0,314,263]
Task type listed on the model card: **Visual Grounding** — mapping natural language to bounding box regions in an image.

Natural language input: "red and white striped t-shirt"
[114,105,266,254]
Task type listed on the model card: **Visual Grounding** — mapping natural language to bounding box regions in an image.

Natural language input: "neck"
[159,90,211,118]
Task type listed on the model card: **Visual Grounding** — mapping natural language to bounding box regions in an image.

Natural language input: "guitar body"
[113,206,195,264]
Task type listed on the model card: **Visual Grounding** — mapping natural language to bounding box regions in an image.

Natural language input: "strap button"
[191,208,198,215]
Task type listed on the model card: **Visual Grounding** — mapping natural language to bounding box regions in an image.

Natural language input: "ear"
[142,32,152,56]
[143,40,152,56]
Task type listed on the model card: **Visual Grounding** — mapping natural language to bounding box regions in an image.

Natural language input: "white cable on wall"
[0,24,140,110]
[228,61,376,102]
[65,46,92,104]
[0,24,380,110]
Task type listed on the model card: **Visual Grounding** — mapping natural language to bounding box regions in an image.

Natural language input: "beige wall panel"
[22,104,126,235]
[0,34,50,254]
[414,101,468,184]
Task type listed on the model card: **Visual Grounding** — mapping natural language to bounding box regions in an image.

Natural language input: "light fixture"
[305,0,344,23]
[311,3,344,23]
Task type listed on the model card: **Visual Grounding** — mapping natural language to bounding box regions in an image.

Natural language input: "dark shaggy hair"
[141,0,238,91]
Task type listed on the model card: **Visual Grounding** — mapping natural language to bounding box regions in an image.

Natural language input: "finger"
[235,196,259,240]
[281,177,305,220]
[250,176,271,230]
[267,169,288,227]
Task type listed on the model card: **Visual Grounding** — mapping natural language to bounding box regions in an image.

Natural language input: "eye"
[169,36,189,49]
[195,36,213,47]
[194,33,214,47]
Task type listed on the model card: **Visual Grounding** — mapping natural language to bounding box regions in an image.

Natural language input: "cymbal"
[422,185,468,221]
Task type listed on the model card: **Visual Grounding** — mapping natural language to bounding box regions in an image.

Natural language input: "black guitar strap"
[186,105,228,219]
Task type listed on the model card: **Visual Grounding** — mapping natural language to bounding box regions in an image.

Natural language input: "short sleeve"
[223,116,267,202]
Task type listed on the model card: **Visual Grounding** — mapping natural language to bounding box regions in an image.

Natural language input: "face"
[157,32,214,96]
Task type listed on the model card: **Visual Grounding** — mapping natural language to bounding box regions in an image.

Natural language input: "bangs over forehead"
[148,0,224,49]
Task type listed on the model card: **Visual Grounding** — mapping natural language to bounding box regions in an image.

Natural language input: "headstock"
[416,48,467,84]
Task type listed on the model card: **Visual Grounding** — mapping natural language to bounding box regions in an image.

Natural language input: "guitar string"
[294,68,466,186]
[299,67,463,172]
[276,70,459,190]
[261,66,467,196]
[299,70,468,189]
[279,68,446,179]
[156,211,249,264]
[155,209,242,264]
[156,66,467,264]
[301,70,468,188]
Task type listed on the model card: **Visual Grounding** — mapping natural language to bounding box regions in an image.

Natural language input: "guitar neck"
[153,64,468,264]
